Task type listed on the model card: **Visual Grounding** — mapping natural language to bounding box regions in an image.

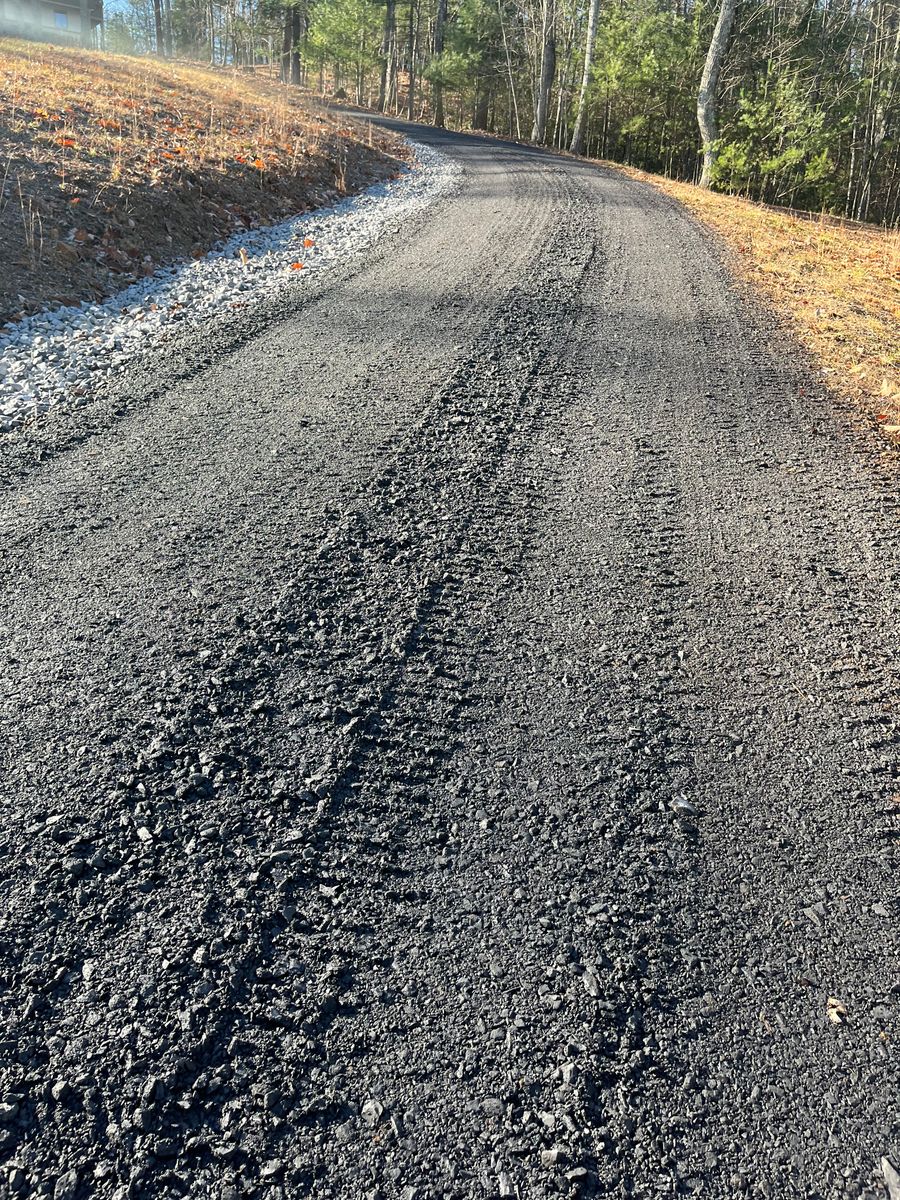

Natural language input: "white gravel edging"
[0,140,460,431]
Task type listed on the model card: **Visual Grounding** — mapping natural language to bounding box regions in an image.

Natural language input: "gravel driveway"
[0,122,897,1200]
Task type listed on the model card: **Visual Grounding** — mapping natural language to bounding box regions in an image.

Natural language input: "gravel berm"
[0,120,898,1200]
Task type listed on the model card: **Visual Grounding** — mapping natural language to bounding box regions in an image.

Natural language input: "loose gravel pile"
[0,141,460,430]
[0,122,898,1200]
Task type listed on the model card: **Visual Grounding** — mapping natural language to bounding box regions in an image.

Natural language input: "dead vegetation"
[609,162,900,435]
[0,39,407,323]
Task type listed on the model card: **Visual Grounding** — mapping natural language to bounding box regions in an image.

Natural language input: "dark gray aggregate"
[0,122,898,1200]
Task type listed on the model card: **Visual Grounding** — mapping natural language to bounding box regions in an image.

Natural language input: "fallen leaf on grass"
[826,996,848,1024]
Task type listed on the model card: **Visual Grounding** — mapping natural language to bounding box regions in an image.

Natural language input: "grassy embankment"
[0,40,405,323]
[610,163,900,440]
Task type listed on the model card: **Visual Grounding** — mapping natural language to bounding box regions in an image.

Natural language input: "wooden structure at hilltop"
[0,0,102,47]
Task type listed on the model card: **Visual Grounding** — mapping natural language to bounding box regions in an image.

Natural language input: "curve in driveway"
[0,122,897,1200]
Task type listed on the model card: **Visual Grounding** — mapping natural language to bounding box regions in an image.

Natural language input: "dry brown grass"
[607,162,900,434]
[0,40,405,320]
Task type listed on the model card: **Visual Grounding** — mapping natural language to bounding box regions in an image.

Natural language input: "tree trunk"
[696,0,737,187]
[531,0,556,143]
[152,0,165,55]
[377,0,397,112]
[433,0,448,126]
[290,7,302,84]
[569,0,600,155]
[407,0,417,119]
[856,4,900,220]
[473,80,491,129]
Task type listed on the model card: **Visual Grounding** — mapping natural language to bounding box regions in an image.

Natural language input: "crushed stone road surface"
[1,123,898,1200]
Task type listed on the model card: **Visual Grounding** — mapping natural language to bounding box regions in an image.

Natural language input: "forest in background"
[104,0,900,225]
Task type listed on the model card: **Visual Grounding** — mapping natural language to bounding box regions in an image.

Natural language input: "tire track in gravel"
[0,145,592,1200]
[0,150,554,828]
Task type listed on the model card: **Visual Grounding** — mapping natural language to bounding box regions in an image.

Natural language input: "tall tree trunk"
[377,0,397,112]
[531,0,556,143]
[569,0,600,154]
[856,3,900,220]
[290,7,302,84]
[407,0,417,119]
[473,79,491,129]
[696,0,737,187]
[433,0,448,126]
[153,0,165,55]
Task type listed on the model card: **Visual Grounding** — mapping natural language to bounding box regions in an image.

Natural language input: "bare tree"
[569,0,600,154]
[290,6,302,83]
[854,0,900,218]
[432,0,448,126]
[497,0,521,138]
[407,0,420,118]
[152,0,166,54]
[377,0,397,112]
[697,0,737,186]
[531,0,556,143]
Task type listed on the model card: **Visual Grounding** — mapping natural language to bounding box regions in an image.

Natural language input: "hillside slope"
[0,41,405,323]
